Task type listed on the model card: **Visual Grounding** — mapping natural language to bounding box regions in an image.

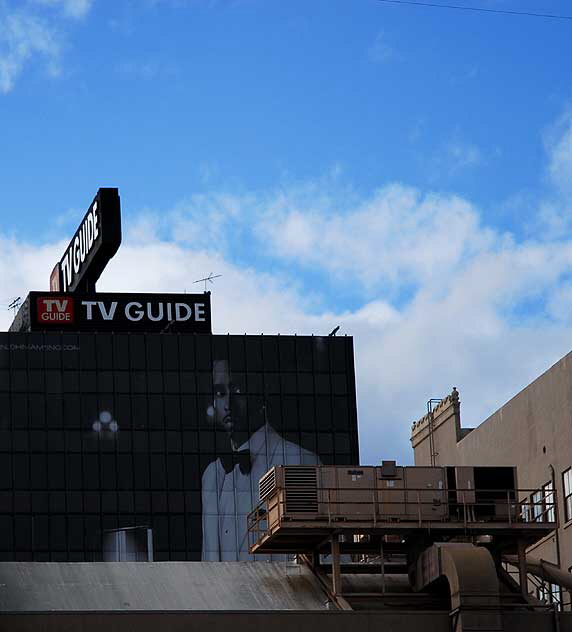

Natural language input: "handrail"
[247,486,558,548]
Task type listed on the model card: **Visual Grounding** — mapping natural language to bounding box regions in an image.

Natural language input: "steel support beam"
[517,540,528,599]
[331,535,342,597]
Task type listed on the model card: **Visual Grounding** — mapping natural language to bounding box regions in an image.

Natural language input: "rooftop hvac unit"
[254,464,520,526]
[284,467,318,513]
[259,467,277,503]
[258,466,319,513]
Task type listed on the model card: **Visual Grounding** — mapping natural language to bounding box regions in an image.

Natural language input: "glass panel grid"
[0,333,359,561]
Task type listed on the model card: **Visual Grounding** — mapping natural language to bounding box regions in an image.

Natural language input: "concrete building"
[411,351,572,610]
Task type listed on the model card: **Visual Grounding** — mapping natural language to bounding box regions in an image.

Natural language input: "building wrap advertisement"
[0,332,358,561]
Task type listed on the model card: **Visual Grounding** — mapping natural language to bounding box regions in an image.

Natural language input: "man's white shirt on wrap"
[201,422,320,560]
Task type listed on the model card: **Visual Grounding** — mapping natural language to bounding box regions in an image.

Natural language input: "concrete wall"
[410,351,572,594]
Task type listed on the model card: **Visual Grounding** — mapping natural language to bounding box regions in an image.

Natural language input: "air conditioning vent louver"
[284,466,318,513]
[259,468,277,502]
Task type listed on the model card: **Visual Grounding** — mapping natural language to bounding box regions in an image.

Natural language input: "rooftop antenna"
[8,297,21,316]
[193,273,222,293]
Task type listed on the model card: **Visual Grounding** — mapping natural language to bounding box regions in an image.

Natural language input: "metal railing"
[248,486,558,548]
[503,561,571,612]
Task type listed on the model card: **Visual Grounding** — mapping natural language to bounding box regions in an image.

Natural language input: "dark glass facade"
[0,332,359,561]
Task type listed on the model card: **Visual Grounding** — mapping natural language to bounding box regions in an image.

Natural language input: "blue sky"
[1,0,572,463]
[2,0,571,234]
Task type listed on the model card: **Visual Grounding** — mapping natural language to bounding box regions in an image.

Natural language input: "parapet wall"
[410,388,463,465]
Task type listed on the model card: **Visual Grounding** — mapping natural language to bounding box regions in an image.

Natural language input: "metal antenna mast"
[193,273,222,292]
[7,297,21,316]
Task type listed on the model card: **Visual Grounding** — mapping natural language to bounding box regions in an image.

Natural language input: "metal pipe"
[553,603,561,632]
[549,464,562,567]
[505,555,572,592]
[518,539,528,599]
[380,539,385,594]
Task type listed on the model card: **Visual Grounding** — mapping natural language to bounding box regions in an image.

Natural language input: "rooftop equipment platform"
[248,464,556,556]
[247,464,561,629]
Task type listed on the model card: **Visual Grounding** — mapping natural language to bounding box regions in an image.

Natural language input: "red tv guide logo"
[37,296,74,324]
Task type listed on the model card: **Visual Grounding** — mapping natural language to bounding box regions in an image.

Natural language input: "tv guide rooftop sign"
[8,187,213,334]
[50,188,121,293]
[29,292,211,333]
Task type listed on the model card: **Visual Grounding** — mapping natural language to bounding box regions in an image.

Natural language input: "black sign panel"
[53,188,122,293]
[28,291,211,333]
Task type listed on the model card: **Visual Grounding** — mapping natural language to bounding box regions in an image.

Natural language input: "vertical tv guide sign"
[50,188,122,293]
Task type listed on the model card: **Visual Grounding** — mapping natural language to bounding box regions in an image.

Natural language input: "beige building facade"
[411,351,572,609]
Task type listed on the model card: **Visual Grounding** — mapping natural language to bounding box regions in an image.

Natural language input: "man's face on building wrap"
[209,359,247,449]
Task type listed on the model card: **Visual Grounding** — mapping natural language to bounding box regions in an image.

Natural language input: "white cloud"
[369,30,394,63]
[257,183,496,291]
[529,108,572,238]
[445,139,482,171]
[547,283,572,322]
[546,108,572,196]
[0,10,62,92]
[0,0,93,93]
[423,136,484,180]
